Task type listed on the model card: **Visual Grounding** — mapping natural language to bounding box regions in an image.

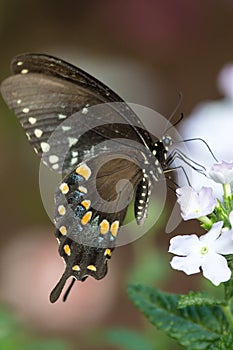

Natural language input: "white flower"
[176,186,216,220]
[169,222,233,286]
[206,161,233,184]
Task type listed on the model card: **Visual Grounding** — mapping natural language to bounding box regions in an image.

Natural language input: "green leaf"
[106,329,154,350]
[212,331,233,350]
[178,292,225,308]
[128,285,229,350]
[224,256,233,301]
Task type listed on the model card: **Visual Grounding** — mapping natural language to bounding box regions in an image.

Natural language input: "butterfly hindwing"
[50,151,143,302]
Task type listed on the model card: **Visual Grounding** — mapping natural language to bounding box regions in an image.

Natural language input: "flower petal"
[206,161,233,184]
[169,234,200,255]
[200,221,223,244]
[170,255,201,275]
[202,252,231,285]
[198,187,216,215]
[176,186,216,220]
[176,186,200,220]
[214,228,233,254]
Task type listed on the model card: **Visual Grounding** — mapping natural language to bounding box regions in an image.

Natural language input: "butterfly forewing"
[11,53,123,102]
[1,54,154,173]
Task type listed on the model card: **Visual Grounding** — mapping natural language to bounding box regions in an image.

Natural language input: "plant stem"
[221,304,233,329]
[198,216,212,227]
[223,183,232,198]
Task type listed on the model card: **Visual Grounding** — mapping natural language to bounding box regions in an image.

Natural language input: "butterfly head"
[161,135,172,151]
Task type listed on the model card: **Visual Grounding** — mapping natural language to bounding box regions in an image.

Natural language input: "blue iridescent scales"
[0,53,172,302]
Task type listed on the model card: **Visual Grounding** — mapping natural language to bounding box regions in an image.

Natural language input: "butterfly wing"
[1,53,154,173]
[0,53,159,302]
[50,150,143,302]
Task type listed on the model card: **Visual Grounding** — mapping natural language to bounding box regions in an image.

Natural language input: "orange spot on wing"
[81,200,91,210]
[76,164,91,180]
[64,244,71,256]
[59,183,69,194]
[110,221,119,237]
[87,265,97,272]
[100,219,110,235]
[59,226,67,236]
[78,186,87,194]
[104,248,112,257]
[81,211,92,225]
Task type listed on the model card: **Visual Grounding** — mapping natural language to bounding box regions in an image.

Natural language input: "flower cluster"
[169,160,233,286]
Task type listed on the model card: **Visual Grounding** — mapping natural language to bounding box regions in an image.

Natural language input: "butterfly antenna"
[164,92,183,134]
[63,278,76,302]
[174,137,218,162]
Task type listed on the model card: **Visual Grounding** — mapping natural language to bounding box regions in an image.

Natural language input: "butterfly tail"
[50,269,72,303]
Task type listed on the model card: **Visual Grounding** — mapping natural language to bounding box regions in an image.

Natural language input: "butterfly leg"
[166,148,206,175]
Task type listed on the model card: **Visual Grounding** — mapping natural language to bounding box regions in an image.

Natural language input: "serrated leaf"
[212,331,233,350]
[178,292,225,309]
[128,285,229,350]
[106,329,154,350]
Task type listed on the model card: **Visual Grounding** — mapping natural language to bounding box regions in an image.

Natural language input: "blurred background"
[1,1,233,349]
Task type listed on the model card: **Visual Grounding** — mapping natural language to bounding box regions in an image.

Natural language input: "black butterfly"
[0,54,173,302]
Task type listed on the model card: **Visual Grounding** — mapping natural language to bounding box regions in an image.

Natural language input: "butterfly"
[0,53,173,302]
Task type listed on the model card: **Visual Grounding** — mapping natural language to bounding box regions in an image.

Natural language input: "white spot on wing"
[72,151,78,157]
[21,69,28,74]
[41,142,50,153]
[49,155,59,164]
[71,157,78,165]
[28,117,37,124]
[82,107,88,114]
[62,126,71,131]
[68,137,77,147]
[52,164,59,170]
[58,114,66,119]
[23,108,30,114]
[34,129,43,138]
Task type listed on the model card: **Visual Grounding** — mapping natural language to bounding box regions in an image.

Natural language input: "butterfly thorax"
[151,135,172,168]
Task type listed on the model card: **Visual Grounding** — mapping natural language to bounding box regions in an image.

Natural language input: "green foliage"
[106,329,154,350]
[212,331,233,350]
[127,248,170,286]
[224,255,233,301]
[24,340,69,350]
[128,285,230,350]
[0,305,69,350]
[178,292,225,308]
